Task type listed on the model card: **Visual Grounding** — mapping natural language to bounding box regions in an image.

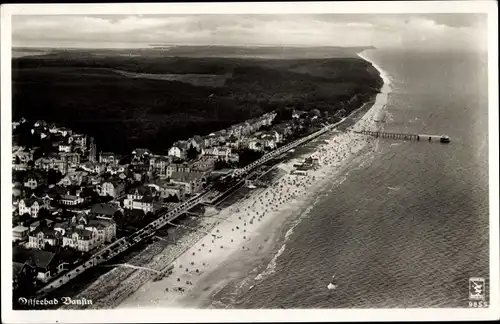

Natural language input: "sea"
[210,49,490,308]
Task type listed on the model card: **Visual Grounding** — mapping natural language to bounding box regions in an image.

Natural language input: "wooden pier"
[354,130,450,143]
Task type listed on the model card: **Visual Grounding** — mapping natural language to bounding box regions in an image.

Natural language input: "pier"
[354,130,450,143]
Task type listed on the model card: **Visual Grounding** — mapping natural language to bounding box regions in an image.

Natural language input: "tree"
[274,106,293,122]
[186,144,199,160]
[214,158,230,170]
[309,109,321,118]
[47,169,63,185]
[37,208,50,220]
[164,194,179,203]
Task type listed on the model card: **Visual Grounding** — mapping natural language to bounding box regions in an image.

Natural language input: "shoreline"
[62,52,391,310]
[115,52,392,309]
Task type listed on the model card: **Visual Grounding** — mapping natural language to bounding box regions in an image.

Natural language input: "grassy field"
[12,46,382,154]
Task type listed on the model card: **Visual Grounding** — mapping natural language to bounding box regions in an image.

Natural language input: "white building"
[18,198,50,218]
[123,187,159,213]
[97,180,125,198]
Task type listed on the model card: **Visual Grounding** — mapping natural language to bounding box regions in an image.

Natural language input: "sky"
[12,14,488,51]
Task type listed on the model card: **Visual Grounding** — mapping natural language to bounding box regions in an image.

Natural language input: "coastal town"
[11,107,341,301]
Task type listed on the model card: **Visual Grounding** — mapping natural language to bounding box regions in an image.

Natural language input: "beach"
[110,52,392,309]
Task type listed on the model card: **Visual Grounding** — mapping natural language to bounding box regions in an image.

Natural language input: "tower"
[89,137,96,162]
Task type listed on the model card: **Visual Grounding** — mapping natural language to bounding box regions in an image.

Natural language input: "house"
[57,127,72,137]
[18,197,50,218]
[62,227,99,252]
[12,225,29,242]
[63,214,117,244]
[58,144,72,153]
[99,152,118,165]
[168,143,187,160]
[149,181,185,199]
[169,171,207,195]
[274,123,293,138]
[48,124,59,134]
[12,147,34,164]
[106,165,127,175]
[262,134,277,150]
[29,219,54,232]
[59,194,84,206]
[191,156,218,172]
[85,218,117,243]
[23,172,46,190]
[60,152,81,166]
[203,134,217,148]
[35,155,67,174]
[28,226,61,249]
[186,136,203,151]
[97,180,125,198]
[165,162,192,178]
[132,148,152,163]
[13,247,67,283]
[91,203,120,218]
[12,147,33,170]
[58,170,87,187]
[123,186,159,213]
[81,161,106,175]
[149,155,171,177]
[68,134,87,148]
[248,139,265,152]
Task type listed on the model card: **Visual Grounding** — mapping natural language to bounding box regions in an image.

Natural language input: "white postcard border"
[1,1,498,323]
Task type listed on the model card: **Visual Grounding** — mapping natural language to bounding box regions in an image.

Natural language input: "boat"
[440,135,450,143]
[327,275,337,291]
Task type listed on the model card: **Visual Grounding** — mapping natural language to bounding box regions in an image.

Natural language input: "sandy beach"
[113,52,392,309]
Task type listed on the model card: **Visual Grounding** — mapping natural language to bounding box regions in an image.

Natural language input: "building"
[132,148,152,163]
[12,147,34,165]
[248,139,265,152]
[59,194,85,206]
[99,152,118,165]
[149,155,171,177]
[191,156,218,172]
[97,180,126,198]
[69,134,87,149]
[91,203,120,218]
[106,165,127,175]
[34,155,67,175]
[149,181,185,199]
[28,226,61,249]
[85,218,117,243]
[13,247,67,283]
[169,171,207,195]
[80,161,106,175]
[18,197,50,218]
[165,162,192,178]
[29,219,54,232]
[12,225,29,242]
[58,144,72,153]
[123,186,159,213]
[168,141,188,159]
[58,171,87,187]
[60,152,81,166]
[89,137,96,162]
[23,172,46,190]
[62,228,99,252]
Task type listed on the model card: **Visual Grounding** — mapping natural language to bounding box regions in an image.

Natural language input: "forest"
[12,48,382,154]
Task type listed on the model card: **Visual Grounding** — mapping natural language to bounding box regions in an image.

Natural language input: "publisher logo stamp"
[469,277,485,300]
